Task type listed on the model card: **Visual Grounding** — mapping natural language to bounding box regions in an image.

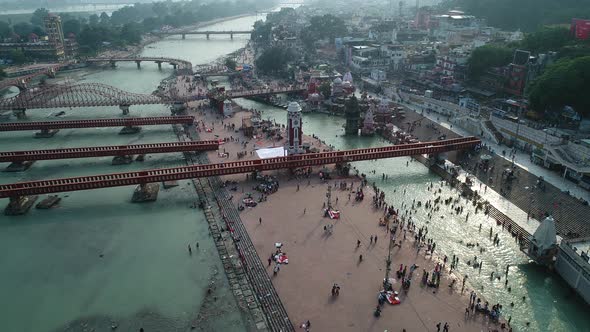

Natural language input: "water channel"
[0,12,588,332]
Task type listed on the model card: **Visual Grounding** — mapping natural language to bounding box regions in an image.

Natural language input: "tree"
[520,27,573,54]
[9,49,27,64]
[318,82,331,97]
[251,20,272,44]
[0,21,11,40]
[300,14,347,49]
[255,47,294,75]
[224,58,237,70]
[78,26,108,53]
[121,22,142,44]
[30,8,49,27]
[467,45,513,80]
[142,17,161,32]
[12,22,34,38]
[32,26,45,37]
[100,12,110,25]
[63,19,81,36]
[444,0,590,32]
[0,66,6,80]
[89,14,99,26]
[528,56,590,118]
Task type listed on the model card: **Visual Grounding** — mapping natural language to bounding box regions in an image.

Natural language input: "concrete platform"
[5,196,38,215]
[131,183,159,202]
[4,161,35,172]
[36,195,61,209]
[34,129,59,138]
[112,155,133,165]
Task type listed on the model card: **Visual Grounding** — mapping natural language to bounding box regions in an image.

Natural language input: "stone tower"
[344,95,361,135]
[286,102,304,154]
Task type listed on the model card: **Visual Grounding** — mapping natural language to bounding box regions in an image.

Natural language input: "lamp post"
[384,233,394,289]
[512,108,521,167]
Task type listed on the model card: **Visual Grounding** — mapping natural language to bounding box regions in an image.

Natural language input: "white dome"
[287,102,302,113]
[333,77,343,84]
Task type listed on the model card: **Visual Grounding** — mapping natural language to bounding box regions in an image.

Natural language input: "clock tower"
[286,102,304,155]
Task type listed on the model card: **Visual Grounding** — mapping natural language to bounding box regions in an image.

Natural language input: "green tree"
[520,27,573,54]
[12,22,34,38]
[444,0,590,31]
[224,58,237,70]
[251,20,272,44]
[528,56,590,118]
[467,45,513,80]
[9,49,27,64]
[0,66,6,80]
[0,21,11,39]
[89,14,99,26]
[318,82,331,97]
[32,26,45,37]
[121,22,142,44]
[142,17,161,32]
[100,12,110,25]
[63,19,81,36]
[30,8,49,27]
[255,46,294,75]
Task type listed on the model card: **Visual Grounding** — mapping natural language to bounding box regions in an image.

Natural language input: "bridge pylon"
[132,183,160,202]
[120,104,131,115]
[5,195,38,215]
[12,109,26,119]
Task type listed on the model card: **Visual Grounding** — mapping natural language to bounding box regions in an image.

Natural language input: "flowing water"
[1,12,588,332]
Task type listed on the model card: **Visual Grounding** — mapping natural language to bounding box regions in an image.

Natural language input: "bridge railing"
[0,137,480,198]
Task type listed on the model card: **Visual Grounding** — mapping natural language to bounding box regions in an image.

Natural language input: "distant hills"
[443,0,590,31]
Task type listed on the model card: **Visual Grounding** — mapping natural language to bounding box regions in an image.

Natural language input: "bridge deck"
[158,30,252,35]
[0,137,480,198]
[0,116,194,131]
[0,140,219,163]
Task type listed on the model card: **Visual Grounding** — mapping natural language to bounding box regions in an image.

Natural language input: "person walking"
[259,217,262,224]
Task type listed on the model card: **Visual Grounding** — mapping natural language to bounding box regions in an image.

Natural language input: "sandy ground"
[186,105,505,332]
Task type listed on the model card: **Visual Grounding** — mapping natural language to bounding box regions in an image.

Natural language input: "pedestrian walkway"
[401,99,590,202]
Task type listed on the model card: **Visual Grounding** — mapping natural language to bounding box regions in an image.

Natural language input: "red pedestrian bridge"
[225,85,307,99]
[0,137,479,200]
[0,116,194,132]
[0,140,219,163]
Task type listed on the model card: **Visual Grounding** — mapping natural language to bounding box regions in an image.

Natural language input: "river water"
[0,15,258,332]
[0,12,588,332]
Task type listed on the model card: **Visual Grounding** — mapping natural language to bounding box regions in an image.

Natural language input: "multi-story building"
[0,12,69,61]
[44,13,65,59]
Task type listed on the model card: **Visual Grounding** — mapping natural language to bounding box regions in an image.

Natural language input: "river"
[0,14,259,332]
[0,12,588,332]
